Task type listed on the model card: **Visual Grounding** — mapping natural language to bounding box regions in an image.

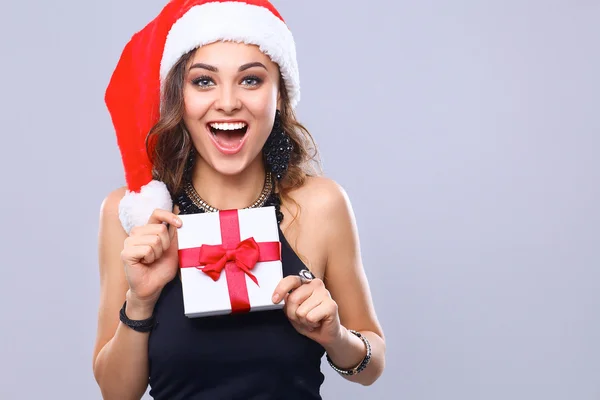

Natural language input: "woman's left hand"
[272,274,343,347]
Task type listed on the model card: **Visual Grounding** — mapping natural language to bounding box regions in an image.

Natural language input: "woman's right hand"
[120,209,183,308]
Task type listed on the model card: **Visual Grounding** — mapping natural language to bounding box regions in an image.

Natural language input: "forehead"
[189,41,277,70]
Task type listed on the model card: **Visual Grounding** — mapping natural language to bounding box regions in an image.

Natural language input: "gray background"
[0,0,598,399]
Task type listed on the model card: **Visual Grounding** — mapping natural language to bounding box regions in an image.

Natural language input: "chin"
[196,146,259,177]
[209,158,254,176]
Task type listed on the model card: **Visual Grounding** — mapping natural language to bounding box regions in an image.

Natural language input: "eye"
[241,75,263,87]
[191,75,215,88]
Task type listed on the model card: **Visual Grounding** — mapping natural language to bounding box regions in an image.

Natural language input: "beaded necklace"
[174,173,284,224]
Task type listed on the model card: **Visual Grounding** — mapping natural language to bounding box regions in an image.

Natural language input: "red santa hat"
[105,0,300,234]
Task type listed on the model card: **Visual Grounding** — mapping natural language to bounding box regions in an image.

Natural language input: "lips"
[206,120,249,155]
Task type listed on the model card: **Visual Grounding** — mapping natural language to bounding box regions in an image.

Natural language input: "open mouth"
[207,121,249,153]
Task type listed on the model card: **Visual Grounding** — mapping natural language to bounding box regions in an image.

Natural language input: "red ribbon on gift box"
[178,209,281,314]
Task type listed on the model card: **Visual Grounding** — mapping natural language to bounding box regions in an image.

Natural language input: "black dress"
[147,193,326,399]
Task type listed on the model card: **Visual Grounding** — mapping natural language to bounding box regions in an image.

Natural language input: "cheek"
[245,91,278,131]
[183,89,212,121]
[246,81,278,113]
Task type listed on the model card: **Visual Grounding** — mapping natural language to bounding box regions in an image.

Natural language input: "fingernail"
[174,217,182,226]
[272,293,279,303]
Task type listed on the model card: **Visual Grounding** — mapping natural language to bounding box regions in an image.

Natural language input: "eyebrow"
[188,62,267,72]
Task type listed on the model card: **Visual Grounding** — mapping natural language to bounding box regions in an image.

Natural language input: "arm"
[92,188,152,400]
[319,181,386,386]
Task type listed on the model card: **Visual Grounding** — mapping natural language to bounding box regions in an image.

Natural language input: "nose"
[214,84,242,114]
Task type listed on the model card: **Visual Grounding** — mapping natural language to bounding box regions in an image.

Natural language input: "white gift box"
[177,206,284,318]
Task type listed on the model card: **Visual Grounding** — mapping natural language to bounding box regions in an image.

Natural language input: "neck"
[191,156,268,210]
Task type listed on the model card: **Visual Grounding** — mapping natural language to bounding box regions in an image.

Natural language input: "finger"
[150,222,172,253]
[272,275,304,303]
[126,232,165,261]
[305,300,337,327]
[131,223,171,246]
[141,245,158,264]
[146,208,182,228]
[131,218,175,245]
[126,224,172,263]
[283,284,315,323]
[295,293,325,328]
[122,244,156,265]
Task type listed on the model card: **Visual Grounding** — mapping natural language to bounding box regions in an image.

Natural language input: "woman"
[93,1,385,399]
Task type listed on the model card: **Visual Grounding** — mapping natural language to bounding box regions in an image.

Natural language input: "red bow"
[197,237,260,285]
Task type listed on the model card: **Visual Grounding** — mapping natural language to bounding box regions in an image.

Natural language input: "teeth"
[209,122,247,131]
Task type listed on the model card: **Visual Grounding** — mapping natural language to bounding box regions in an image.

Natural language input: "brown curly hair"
[145,49,321,215]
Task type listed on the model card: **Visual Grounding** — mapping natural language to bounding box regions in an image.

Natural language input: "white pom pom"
[118,180,173,235]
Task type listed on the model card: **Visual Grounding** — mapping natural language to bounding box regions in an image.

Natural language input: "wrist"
[322,326,351,356]
[324,328,372,375]
[125,290,156,320]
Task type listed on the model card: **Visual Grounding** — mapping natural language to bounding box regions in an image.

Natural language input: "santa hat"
[105,0,299,234]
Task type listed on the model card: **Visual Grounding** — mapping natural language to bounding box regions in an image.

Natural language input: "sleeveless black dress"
[147,192,326,399]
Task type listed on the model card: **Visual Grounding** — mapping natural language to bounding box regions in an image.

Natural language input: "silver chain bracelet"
[326,330,372,376]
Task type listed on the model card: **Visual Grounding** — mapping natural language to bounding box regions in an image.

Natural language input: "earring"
[263,110,293,181]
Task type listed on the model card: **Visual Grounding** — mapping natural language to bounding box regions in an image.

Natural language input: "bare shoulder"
[97,185,129,276]
[99,186,127,221]
[97,184,130,269]
[280,176,355,278]
[287,175,352,219]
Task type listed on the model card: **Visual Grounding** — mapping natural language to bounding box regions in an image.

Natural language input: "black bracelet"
[326,330,372,376]
[119,301,156,333]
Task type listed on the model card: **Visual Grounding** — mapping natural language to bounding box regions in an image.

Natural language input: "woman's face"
[182,41,281,177]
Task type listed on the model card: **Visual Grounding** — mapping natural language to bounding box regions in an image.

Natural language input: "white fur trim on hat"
[119,180,173,235]
[160,2,300,108]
